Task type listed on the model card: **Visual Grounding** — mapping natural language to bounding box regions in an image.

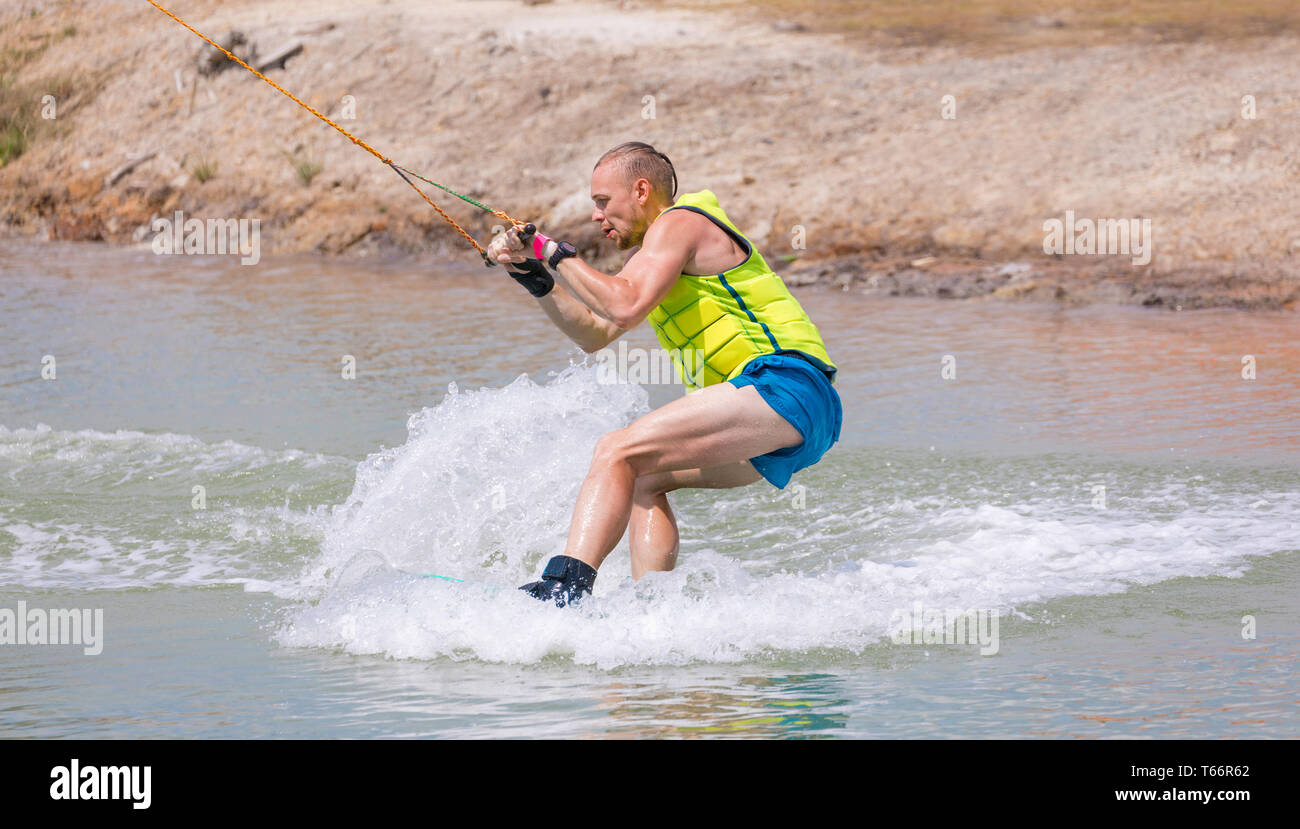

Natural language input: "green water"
[1,239,1297,738]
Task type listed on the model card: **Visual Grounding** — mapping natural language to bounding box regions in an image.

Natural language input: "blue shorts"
[727,353,842,489]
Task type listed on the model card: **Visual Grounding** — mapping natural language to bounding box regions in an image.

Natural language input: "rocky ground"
[2,0,1297,309]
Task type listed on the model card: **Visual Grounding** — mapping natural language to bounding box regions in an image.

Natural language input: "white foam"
[0,423,341,483]
[285,363,649,600]
[0,424,348,590]
[276,367,1300,668]
[4,372,1293,664]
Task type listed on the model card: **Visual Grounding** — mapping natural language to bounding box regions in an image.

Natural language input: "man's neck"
[653,193,679,212]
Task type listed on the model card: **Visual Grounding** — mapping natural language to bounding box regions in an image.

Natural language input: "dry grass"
[281,147,323,186]
[0,74,75,167]
[673,0,1300,50]
[192,157,218,183]
[0,14,82,166]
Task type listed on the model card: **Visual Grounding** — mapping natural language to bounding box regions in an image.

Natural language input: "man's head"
[590,141,678,250]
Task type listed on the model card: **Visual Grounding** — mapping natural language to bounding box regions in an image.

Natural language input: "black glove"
[519,555,597,607]
[507,258,554,298]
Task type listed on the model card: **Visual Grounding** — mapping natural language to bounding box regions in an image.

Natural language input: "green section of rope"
[390,164,499,215]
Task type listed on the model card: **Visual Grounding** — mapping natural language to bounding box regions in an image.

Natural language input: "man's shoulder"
[646,202,714,247]
[654,190,731,235]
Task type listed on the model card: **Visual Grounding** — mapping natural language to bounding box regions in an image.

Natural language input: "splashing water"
[274,364,1298,669]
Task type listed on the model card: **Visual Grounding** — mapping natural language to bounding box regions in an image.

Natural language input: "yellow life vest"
[646,190,837,389]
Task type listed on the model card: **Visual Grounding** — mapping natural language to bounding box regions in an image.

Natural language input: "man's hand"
[487,226,529,265]
[506,258,555,298]
[488,224,556,297]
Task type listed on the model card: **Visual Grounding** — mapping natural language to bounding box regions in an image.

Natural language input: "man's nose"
[592,208,604,222]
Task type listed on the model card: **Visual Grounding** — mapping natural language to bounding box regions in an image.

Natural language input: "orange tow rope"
[146,0,524,264]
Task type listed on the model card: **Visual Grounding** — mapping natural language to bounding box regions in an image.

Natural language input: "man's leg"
[628,461,762,580]
[563,381,800,571]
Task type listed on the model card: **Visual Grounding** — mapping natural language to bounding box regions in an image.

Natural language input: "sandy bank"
[1,0,1296,309]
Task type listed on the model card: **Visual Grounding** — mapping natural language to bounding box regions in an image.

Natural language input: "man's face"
[590,162,648,251]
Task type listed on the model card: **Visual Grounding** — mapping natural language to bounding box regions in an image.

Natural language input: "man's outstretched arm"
[489,212,697,349]
[488,232,623,353]
[550,212,694,330]
[536,282,626,354]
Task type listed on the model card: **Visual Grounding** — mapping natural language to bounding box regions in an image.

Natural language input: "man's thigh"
[613,381,801,477]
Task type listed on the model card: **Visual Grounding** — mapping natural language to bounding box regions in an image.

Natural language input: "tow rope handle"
[516,223,537,248]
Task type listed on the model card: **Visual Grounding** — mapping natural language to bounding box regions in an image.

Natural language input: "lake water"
[1,239,1297,738]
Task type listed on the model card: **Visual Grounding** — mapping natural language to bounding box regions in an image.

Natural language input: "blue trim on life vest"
[718,272,781,352]
[664,205,753,260]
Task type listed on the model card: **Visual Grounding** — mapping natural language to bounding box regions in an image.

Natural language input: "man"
[488,141,841,606]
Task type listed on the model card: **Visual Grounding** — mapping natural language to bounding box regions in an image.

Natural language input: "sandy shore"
[1,0,1297,309]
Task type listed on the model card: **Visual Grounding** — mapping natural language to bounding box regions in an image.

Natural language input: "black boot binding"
[520,555,597,607]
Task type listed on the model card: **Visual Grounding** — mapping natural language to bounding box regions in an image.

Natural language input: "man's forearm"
[553,257,641,329]
[536,281,621,353]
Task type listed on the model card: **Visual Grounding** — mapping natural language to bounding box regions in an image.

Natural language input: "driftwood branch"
[103,152,157,188]
[255,42,303,73]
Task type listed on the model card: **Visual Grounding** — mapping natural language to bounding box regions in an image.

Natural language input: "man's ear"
[634,178,652,205]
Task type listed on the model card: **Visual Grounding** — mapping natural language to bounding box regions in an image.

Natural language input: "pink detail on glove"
[531,232,553,260]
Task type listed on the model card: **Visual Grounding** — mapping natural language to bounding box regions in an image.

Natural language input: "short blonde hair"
[594,141,677,200]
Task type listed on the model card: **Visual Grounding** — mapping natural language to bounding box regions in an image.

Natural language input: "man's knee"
[591,427,657,477]
[591,429,629,468]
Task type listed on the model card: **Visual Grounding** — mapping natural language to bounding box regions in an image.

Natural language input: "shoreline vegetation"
[1,0,1297,310]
